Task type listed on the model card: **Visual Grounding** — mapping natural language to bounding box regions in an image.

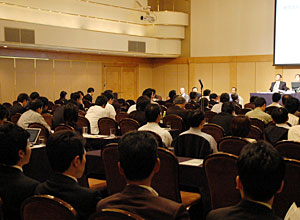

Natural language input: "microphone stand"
[199,79,204,112]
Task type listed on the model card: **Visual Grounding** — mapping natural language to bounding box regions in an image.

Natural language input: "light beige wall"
[138,63,153,96]
[191,0,274,57]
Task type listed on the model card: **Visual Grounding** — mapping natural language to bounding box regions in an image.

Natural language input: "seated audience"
[244,96,257,109]
[55,91,67,105]
[230,116,256,143]
[192,87,201,101]
[97,131,190,220]
[203,89,211,100]
[188,92,200,109]
[284,97,299,126]
[128,88,155,114]
[129,96,150,126]
[85,95,109,134]
[180,110,217,153]
[17,100,51,132]
[103,90,116,120]
[180,87,189,103]
[29,92,40,102]
[83,87,94,103]
[211,93,230,113]
[264,107,290,145]
[38,96,50,114]
[139,104,172,147]
[0,105,9,125]
[211,102,235,136]
[165,90,177,104]
[206,141,284,220]
[231,93,242,113]
[77,91,85,111]
[230,87,244,106]
[282,94,292,106]
[117,98,128,112]
[245,97,272,124]
[35,131,102,219]
[209,93,218,107]
[267,92,281,108]
[0,123,39,220]
[64,102,81,133]
[10,93,29,115]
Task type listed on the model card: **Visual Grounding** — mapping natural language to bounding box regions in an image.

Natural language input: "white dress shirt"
[138,122,173,147]
[127,104,137,114]
[273,81,280,92]
[180,127,218,153]
[105,103,116,120]
[17,109,51,131]
[85,105,109,134]
[267,102,281,108]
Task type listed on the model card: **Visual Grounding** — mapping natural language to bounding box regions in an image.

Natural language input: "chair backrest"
[42,113,53,128]
[90,209,144,220]
[218,136,250,156]
[163,114,183,131]
[247,125,262,140]
[2,102,12,110]
[28,123,50,140]
[238,108,252,115]
[54,124,75,132]
[204,153,240,209]
[76,116,91,134]
[21,195,78,220]
[115,112,129,124]
[98,117,118,135]
[202,123,225,143]
[144,131,164,148]
[244,103,255,109]
[265,106,278,115]
[275,140,300,160]
[83,99,92,109]
[249,118,265,132]
[10,113,22,124]
[119,118,139,135]
[204,111,217,123]
[172,134,213,159]
[273,158,300,218]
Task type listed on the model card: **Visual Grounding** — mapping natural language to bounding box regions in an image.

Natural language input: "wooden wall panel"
[36,60,54,101]
[212,63,230,95]
[87,62,102,97]
[190,63,213,92]
[0,58,14,103]
[138,63,153,96]
[255,62,277,92]
[15,59,35,96]
[177,64,189,93]
[164,64,178,99]
[54,60,71,100]
[237,63,256,105]
[152,64,165,98]
[72,61,87,93]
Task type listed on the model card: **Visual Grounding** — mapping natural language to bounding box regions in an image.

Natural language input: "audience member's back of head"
[272,93,281,103]
[250,96,257,103]
[46,131,85,173]
[231,93,238,102]
[136,96,150,111]
[220,93,230,103]
[64,103,79,123]
[38,96,48,108]
[145,104,161,122]
[0,123,29,166]
[60,91,67,99]
[0,105,9,121]
[30,92,40,101]
[189,110,204,128]
[119,131,158,181]
[103,90,114,101]
[238,141,285,202]
[189,92,197,100]
[284,97,299,114]
[17,93,29,103]
[271,107,288,124]
[254,97,266,108]
[221,102,234,114]
[209,93,218,100]
[70,92,80,102]
[168,90,176,100]
[282,94,292,106]
[230,116,251,137]
[142,88,154,99]
[174,96,186,105]
[87,88,94,93]
[203,89,211,96]
[95,95,108,107]
[29,100,44,112]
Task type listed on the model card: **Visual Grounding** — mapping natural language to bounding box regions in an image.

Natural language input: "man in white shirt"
[267,93,281,108]
[138,104,172,147]
[230,87,244,107]
[17,100,51,132]
[85,95,109,134]
[180,88,189,103]
[211,93,230,113]
[103,91,116,120]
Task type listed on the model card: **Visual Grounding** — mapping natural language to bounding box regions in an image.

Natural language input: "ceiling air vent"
[128,41,146,53]
[5,27,35,44]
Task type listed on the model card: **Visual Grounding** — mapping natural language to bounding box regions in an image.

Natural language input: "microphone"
[198,79,203,89]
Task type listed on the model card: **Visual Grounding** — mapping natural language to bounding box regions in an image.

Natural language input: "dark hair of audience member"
[103,90,114,100]
[0,105,9,121]
[272,93,281,103]
[0,123,30,166]
[209,93,218,100]
[29,100,44,111]
[17,93,29,103]
[87,88,94,93]
[221,102,234,114]
[136,96,151,111]
[38,97,49,108]
[237,141,285,201]
[117,98,126,106]
[199,98,209,108]
[220,93,230,103]
[70,92,80,102]
[203,89,211,96]
[231,93,238,102]
[46,131,85,173]
[282,94,292,105]
[271,107,288,124]
[250,96,257,103]
[142,88,154,99]
[30,92,40,101]
[254,97,266,107]
[168,90,176,100]
[145,104,161,122]
[119,131,158,181]
[189,92,197,100]
[126,99,136,106]
[95,95,108,106]
[64,103,79,124]
[174,96,186,105]
[77,91,84,97]
[284,97,299,114]
[189,110,205,127]
[230,116,251,138]
[60,91,67,99]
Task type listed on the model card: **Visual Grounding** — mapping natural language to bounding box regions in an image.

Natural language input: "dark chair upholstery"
[244,103,255,109]
[115,112,129,124]
[21,195,78,220]
[202,123,225,143]
[119,118,139,135]
[273,158,300,218]
[275,141,300,160]
[89,209,144,220]
[265,106,278,115]
[76,116,91,134]
[10,113,21,124]
[28,123,50,141]
[238,108,252,115]
[204,153,240,209]
[247,125,262,140]
[144,131,165,148]
[42,113,53,128]
[83,99,92,109]
[98,117,118,135]
[250,118,265,132]
[54,124,74,132]
[204,111,217,123]
[172,134,213,159]
[163,114,183,131]
[218,136,250,156]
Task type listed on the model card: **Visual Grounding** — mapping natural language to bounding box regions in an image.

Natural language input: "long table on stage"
[250,92,300,106]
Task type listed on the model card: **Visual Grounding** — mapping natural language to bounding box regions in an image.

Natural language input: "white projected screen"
[274,0,300,65]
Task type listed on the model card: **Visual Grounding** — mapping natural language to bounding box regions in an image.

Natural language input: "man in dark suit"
[97,131,190,220]
[206,141,284,220]
[269,74,288,92]
[10,93,29,115]
[83,87,94,103]
[0,123,40,220]
[35,131,102,219]
[211,102,235,136]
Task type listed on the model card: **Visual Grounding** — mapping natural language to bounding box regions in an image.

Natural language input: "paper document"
[285,202,300,220]
[83,134,108,138]
[179,159,203,166]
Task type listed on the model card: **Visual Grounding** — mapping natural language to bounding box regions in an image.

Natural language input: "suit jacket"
[0,165,39,220]
[129,111,147,126]
[83,94,92,102]
[35,173,101,220]
[53,105,65,128]
[206,200,281,220]
[211,112,234,136]
[97,185,190,220]
[166,105,191,131]
[10,103,25,115]
[270,81,288,92]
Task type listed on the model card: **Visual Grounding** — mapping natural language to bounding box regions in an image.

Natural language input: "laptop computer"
[26,128,41,145]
